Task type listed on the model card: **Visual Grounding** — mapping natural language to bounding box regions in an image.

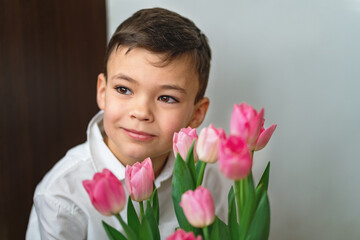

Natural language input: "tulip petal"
[124,158,154,202]
[173,127,198,161]
[166,229,203,240]
[82,168,126,216]
[92,179,113,215]
[230,103,266,150]
[180,186,215,228]
[218,135,252,180]
[196,125,225,163]
[255,124,277,151]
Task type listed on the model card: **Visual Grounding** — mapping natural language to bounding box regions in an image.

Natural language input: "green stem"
[139,201,145,222]
[234,180,242,225]
[196,161,207,187]
[115,213,123,224]
[203,226,210,240]
[240,180,245,208]
[115,213,138,239]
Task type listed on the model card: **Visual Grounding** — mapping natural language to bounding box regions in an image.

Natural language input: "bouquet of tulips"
[82,102,277,240]
[83,157,160,239]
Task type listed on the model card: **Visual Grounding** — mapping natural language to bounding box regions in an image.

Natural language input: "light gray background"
[106,1,360,239]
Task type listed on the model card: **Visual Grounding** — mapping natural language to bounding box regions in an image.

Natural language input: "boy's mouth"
[122,128,156,141]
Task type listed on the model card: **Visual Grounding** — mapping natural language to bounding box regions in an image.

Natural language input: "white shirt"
[26,111,232,240]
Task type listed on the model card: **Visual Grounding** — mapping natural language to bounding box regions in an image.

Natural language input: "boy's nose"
[129,104,154,122]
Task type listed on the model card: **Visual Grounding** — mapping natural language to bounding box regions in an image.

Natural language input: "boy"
[26,7,230,239]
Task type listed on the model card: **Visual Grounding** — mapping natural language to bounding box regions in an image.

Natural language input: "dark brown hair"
[103,7,211,103]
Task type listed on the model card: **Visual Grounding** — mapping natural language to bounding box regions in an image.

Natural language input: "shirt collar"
[87,111,126,180]
[155,151,175,188]
[87,111,174,186]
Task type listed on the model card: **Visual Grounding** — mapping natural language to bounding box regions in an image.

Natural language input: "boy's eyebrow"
[112,73,137,83]
[160,84,187,94]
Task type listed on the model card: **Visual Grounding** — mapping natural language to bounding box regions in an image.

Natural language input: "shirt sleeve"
[26,206,41,240]
[33,194,87,240]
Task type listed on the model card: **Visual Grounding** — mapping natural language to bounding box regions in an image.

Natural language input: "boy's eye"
[115,86,132,95]
[158,95,178,103]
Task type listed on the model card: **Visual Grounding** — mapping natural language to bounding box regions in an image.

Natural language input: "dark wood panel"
[0,0,107,239]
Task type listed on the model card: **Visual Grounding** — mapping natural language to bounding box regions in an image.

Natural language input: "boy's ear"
[96,73,106,110]
[188,97,210,128]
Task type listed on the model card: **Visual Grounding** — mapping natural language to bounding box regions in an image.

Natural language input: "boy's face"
[97,46,209,172]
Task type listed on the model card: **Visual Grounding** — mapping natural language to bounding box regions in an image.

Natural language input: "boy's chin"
[120,153,149,165]
[122,150,170,166]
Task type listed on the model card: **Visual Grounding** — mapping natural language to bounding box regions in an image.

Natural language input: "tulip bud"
[125,157,155,202]
[180,186,215,228]
[196,124,226,163]
[218,135,252,180]
[166,229,203,240]
[173,127,198,161]
[230,102,264,150]
[82,168,126,216]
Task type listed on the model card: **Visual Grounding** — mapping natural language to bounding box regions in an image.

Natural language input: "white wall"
[106,1,360,239]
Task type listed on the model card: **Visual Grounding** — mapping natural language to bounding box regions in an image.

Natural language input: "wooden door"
[0,0,107,239]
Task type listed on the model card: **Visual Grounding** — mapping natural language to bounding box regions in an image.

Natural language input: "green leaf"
[145,201,161,240]
[255,162,270,205]
[210,221,219,240]
[116,214,139,240]
[195,160,207,187]
[127,196,140,236]
[246,191,270,240]
[228,187,239,240]
[239,173,256,240]
[102,220,127,240]
[139,217,154,240]
[185,140,196,186]
[171,154,200,235]
[150,185,160,225]
[210,217,231,240]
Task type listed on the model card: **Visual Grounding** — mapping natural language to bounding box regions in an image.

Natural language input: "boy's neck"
[153,155,169,178]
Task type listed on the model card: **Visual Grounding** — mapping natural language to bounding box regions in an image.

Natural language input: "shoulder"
[33,141,96,209]
[37,142,93,189]
[31,142,97,236]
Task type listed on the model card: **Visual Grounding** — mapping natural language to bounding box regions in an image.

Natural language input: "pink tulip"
[82,168,126,216]
[255,123,277,151]
[166,229,202,240]
[180,186,215,228]
[218,135,252,180]
[230,103,264,150]
[125,157,155,202]
[196,124,226,163]
[173,127,198,161]
[230,102,277,151]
